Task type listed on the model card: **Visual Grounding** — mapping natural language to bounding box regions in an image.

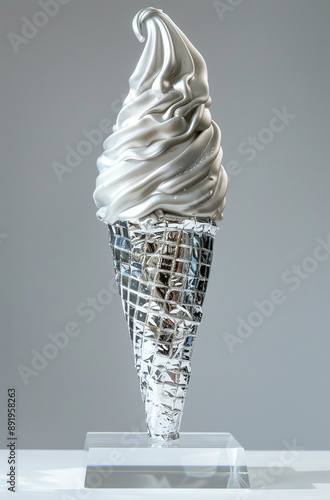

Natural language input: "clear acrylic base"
[84,432,250,489]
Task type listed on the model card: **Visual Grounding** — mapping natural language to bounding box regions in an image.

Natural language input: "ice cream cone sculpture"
[94,8,228,441]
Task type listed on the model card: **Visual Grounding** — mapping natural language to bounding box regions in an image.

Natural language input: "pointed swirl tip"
[133,7,164,43]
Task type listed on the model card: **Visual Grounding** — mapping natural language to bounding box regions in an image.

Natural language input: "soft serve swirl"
[94,7,228,224]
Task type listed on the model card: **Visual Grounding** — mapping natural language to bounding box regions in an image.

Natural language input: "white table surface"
[1,450,330,499]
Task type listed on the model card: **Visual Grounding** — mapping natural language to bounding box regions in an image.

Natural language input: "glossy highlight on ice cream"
[94,7,228,224]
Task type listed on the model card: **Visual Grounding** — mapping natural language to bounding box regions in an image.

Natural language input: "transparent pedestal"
[84,432,250,489]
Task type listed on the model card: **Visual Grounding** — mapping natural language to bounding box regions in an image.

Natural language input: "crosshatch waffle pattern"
[109,213,217,441]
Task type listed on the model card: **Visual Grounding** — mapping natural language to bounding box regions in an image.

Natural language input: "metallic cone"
[109,211,217,441]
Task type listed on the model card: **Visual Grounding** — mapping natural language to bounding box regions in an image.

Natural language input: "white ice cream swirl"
[94,7,228,224]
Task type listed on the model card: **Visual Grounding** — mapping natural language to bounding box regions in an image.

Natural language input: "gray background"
[1,0,329,450]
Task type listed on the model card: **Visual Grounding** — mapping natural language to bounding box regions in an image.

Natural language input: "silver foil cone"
[109,211,217,441]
